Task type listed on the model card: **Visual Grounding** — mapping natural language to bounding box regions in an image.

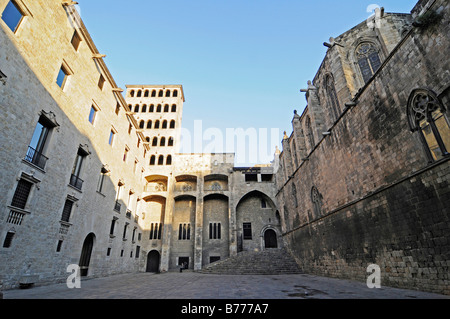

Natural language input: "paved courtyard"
[3,271,448,299]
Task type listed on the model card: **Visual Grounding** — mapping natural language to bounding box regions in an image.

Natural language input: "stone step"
[199,248,303,275]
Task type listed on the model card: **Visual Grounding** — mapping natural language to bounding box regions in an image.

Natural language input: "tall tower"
[125,85,185,172]
[125,85,185,272]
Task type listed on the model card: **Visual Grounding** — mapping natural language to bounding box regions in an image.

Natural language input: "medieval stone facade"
[0,0,280,290]
[275,0,449,295]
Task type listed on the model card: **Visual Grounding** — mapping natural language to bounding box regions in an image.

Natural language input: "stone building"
[0,0,279,289]
[275,0,449,295]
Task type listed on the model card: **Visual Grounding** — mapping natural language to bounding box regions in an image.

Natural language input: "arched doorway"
[264,229,277,248]
[79,233,95,277]
[146,250,160,273]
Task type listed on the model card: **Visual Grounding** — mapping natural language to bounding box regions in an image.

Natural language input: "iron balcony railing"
[69,174,84,190]
[24,146,48,170]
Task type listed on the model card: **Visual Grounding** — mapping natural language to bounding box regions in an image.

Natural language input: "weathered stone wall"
[276,0,450,295]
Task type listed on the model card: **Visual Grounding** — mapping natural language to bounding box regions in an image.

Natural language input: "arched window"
[150,155,156,165]
[355,42,382,83]
[156,105,162,112]
[162,120,168,129]
[160,137,166,146]
[158,90,163,97]
[139,120,145,129]
[171,104,177,112]
[325,74,341,121]
[152,137,158,146]
[149,104,154,112]
[170,120,176,129]
[147,120,152,129]
[137,90,142,97]
[134,105,140,113]
[168,137,174,146]
[142,104,147,113]
[144,90,149,97]
[158,155,164,165]
[146,137,150,143]
[151,90,156,97]
[130,90,135,97]
[164,104,169,112]
[166,155,172,165]
[165,90,171,97]
[154,120,160,129]
[311,186,322,218]
[173,90,178,97]
[407,89,450,161]
[305,116,315,151]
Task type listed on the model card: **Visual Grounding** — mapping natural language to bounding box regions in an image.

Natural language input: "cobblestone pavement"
[3,271,449,300]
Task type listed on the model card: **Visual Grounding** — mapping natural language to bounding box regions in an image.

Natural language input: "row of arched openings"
[139,119,176,130]
[146,136,174,147]
[130,104,177,113]
[129,89,178,98]
[149,154,172,166]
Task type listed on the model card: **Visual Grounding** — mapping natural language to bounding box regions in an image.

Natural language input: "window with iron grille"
[61,199,74,222]
[11,179,33,209]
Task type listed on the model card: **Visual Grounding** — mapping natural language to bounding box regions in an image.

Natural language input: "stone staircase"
[199,248,303,275]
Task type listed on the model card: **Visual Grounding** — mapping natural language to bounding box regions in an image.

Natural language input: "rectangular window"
[109,218,117,235]
[97,171,106,193]
[25,115,54,170]
[107,247,111,256]
[109,130,115,146]
[56,65,69,89]
[135,246,140,258]
[56,240,63,252]
[61,199,74,222]
[2,1,24,33]
[245,174,258,182]
[71,30,82,51]
[243,222,252,240]
[98,74,105,90]
[3,232,15,248]
[69,148,86,190]
[261,198,267,208]
[88,105,96,124]
[11,179,33,209]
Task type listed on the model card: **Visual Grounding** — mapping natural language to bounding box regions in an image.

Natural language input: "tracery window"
[407,89,449,161]
[356,42,382,83]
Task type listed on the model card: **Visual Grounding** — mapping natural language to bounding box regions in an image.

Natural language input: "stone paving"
[3,271,449,299]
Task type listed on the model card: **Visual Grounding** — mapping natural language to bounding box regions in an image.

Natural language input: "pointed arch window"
[305,116,315,151]
[325,74,341,121]
[407,89,449,162]
[356,42,382,83]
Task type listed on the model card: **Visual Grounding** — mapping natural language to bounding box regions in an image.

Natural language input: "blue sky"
[78,0,418,166]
